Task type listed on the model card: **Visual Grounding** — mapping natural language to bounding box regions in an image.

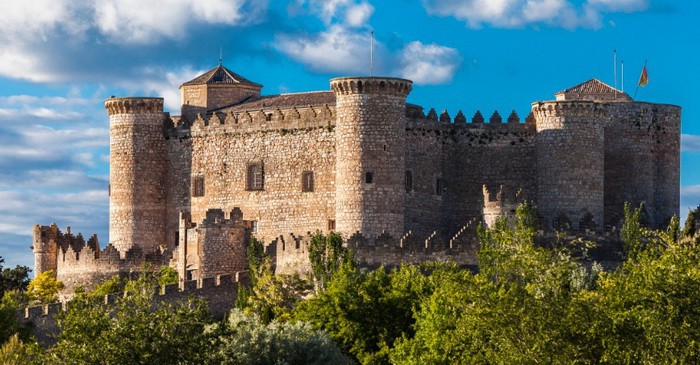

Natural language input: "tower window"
[405,171,413,192]
[435,178,443,196]
[302,171,314,192]
[365,172,374,184]
[193,176,205,197]
[265,113,272,121]
[247,163,264,191]
[328,219,336,231]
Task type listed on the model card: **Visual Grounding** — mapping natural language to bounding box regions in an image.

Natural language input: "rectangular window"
[435,177,443,196]
[405,171,413,192]
[302,171,314,192]
[247,163,264,190]
[365,171,374,184]
[193,176,205,197]
[328,219,336,231]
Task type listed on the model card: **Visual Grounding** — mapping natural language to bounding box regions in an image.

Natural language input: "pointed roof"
[181,65,262,88]
[555,78,632,101]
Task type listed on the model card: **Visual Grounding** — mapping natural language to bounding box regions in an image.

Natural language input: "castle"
[31,65,681,292]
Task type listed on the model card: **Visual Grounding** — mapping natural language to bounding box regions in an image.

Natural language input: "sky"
[0,0,697,270]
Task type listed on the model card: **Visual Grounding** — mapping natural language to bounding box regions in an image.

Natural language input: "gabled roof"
[555,78,632,101]
[212,91,336,113]
[181,65,262,88]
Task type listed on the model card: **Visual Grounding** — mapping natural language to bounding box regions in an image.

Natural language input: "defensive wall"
[17,272,244,346]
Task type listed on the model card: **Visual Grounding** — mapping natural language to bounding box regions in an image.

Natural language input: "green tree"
[246,236,266,285]
[0,334,43,365]
[44,271,213,365]
[204,309,352,365]
[683,205,699,238]
[158,265,178,287]
[245,258,312,324]
[294,263,433,365]
[0,257,31,298]
[26,270,64,304]
[621,202,645,259]
[308,231,354,291]
[0,293,34,345]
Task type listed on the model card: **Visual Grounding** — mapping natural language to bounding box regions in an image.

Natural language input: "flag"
[638,65,649,86]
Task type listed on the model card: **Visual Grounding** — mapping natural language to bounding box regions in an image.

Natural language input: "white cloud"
[421,0,648,29]
[345,2,375,27]
[682,134,700,152]
[275,25,375,74]
[94,0,267,44]
[137,67,206,112]
[399,41,462,85]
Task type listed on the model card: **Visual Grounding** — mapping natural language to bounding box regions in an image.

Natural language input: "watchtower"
[105,97,167,255]
[331,77,412,239]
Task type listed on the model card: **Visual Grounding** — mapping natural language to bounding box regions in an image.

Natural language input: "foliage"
[308,230,354,291]
[246,236,266,285]
[245,258,312,324]
[683,205,699,238]
[0,257,31,298]
[0,293,34,345]
[87,275,125,299]
[0,334,43,365]
[43,272,213,365]
[621,202,645,259]
[293,263,435,365]
[26,270,64,304]
[204,309,352,365]
[158,265,179,287]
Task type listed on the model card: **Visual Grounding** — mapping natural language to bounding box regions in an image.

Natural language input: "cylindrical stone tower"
[331,77,412,239]
[105,97,167,254]
[532,101,607,229]
[32,224,58,276]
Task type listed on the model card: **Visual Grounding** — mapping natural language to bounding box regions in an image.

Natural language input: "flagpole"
[621,60,624,94]
[370,31,374,77]
[614,50,617,100]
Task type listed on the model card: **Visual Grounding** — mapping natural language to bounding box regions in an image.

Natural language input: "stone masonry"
[32,66,681,289]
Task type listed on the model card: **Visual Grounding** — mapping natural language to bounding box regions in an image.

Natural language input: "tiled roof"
[556,78,632,101]
[213,91,336,112]
[181,65,261,87]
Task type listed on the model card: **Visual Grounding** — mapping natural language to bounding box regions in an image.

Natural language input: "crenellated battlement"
[482,184,525,228]
[330,76,412,97]
[104,97,164,116]
[177,104,336,137]
[407,107,535,131]
[531,100,609,119]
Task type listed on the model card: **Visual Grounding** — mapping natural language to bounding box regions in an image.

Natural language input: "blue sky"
[0,0,697,269]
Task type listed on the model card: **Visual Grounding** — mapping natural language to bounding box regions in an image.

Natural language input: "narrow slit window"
[435,177,443,196]
[405,171,413,192]
[365,172,374,184]
[302,171,314,192]
[328,219,336,231]
[193,176,205,197]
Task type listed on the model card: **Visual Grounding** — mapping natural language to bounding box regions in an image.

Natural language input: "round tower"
[532,101,607,229]
[105,97,167,254]
[330,77,412,239]
[32,224,58,276]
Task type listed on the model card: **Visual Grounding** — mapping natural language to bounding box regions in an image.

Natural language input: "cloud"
[682,134,700,152]
[399,41,462,84]
[275,25,376,74]
[345,2,375,27]
[420,0,648,29]
[94,0,268,44]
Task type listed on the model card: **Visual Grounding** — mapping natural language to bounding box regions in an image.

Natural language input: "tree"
[44,271,213,365]
[204,309,352,365]
[245,258,312,324]
[294,263,433,364]
[308,231,354,291]
[0,257,31,298]
[683,205,699,238]
[26,271,64,304]
[0,293,34,345]
[0,334,42,365]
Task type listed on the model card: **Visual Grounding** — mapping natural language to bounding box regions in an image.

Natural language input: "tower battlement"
[330,76,412,97]
[104,97,164,116]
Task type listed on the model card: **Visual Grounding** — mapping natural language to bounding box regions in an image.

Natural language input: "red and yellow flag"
[638,65,649,86]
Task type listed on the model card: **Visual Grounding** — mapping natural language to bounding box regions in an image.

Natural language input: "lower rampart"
[18,273,245,346]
